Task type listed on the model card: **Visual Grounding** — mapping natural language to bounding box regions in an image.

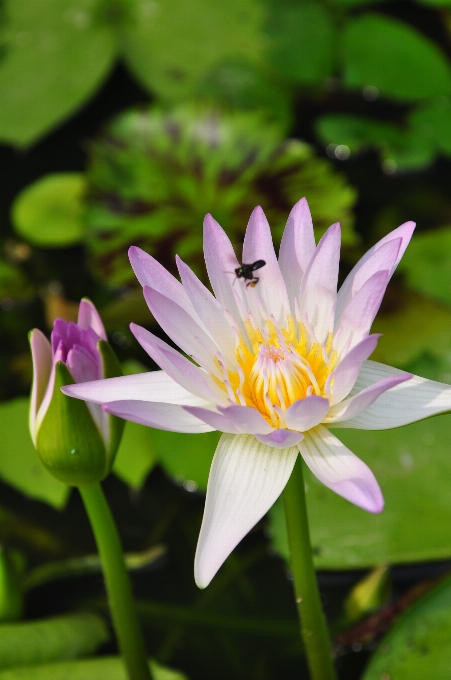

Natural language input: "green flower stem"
[283,457,337,680]
[79,483,152,680]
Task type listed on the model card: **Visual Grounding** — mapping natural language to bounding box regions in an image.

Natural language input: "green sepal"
[36,362,108,485]
[97,339,125,467]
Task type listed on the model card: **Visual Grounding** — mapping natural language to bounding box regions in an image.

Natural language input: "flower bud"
[29,299,124,485]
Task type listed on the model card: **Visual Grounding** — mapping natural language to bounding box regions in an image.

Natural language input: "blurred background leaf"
[12,174,86,247]
[363,573,451,679]
[265,1,335,86]
[0,612,109,669]
[0,0,117,146]
[342,14,451,101]
[84,104,356,285]
[121,0,265,101]
[0,657,187,680]
[0,399,69,509]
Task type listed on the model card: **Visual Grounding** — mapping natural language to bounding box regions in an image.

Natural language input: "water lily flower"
[29,299,124,485]
[63,199,451,587]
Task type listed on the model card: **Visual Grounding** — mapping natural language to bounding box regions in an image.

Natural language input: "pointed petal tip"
[203,213,218,229]
[194,564,213,589]
[331,477,384,514]
[362,486,384,513]
[128,244,143,261]
[60,385,74,397]
[77,298,106,339]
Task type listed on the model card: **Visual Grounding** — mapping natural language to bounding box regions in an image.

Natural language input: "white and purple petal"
[77,298,107,340]
[176,256,237,365]
[130,323,225,404]
[332,360,451,430]
[104,400,215,433]
[325,373,411,423]
[334,270,389,356]
[242,206,290,325]
[299,426,384,512]
[217,404,273,434]
[330,334,381,405]
[183,405,241,434]
[143,286,219,372]
[129,246,199,321]
[29,329,53,444]
[195,433,299,587]
[298,223,341,344]
[285,395,330,432]
[62,369,210,406]
[203,214,247,329]
[336,222,415,323]
[255,430,305,448]
[278,198,316,312]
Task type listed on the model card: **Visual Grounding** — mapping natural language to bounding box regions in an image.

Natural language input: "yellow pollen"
[212,315,337,428]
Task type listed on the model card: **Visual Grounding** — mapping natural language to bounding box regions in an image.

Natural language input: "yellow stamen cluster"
[213,316,337,428]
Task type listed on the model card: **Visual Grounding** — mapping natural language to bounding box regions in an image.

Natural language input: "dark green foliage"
[85,103,356,285]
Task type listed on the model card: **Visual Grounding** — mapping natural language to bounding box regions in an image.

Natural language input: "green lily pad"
[0,612,109,670]
[122,0,264,100]
[197,59,292,128]
[12,174,86,247]
[113,420,157,489]
[269,413,451,568]
[0,398,69,509]
[397,227,451,307]
[370,290,451,367]
[266,1,335,85]
[0,0,116,146]
[343,14,451,101]
[409,99,451,158]
[363,573,451,679]
[316,113,435,171]
[0,657,187,680]
[154,430,220,491]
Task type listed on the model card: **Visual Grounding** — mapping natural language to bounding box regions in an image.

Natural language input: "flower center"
[213,315,337,428]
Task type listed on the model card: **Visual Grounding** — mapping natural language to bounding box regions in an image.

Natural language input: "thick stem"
[283,457,338,680]
[79,483,152,680]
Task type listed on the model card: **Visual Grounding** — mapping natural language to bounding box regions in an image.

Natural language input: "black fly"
[234,260,266,287]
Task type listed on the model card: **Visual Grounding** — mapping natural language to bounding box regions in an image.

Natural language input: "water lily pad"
[317,113,435,170]
[12,174,86,248]
[0,612,109,670]
[371,290,451,366]
[397,227,451,306]
[363,573,451,679]
[266,1,335,85]
[0,0,116,146]
[343,14,451,101]
[113,420,156,489]
[122,0,264,100]
[0,398,69,509]
[154,430,220,491]
[0,657,187,680]
[409,99,451,157]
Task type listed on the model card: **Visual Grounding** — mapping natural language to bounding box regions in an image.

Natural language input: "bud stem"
[79,483,152,680]
[283,457,338,680]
